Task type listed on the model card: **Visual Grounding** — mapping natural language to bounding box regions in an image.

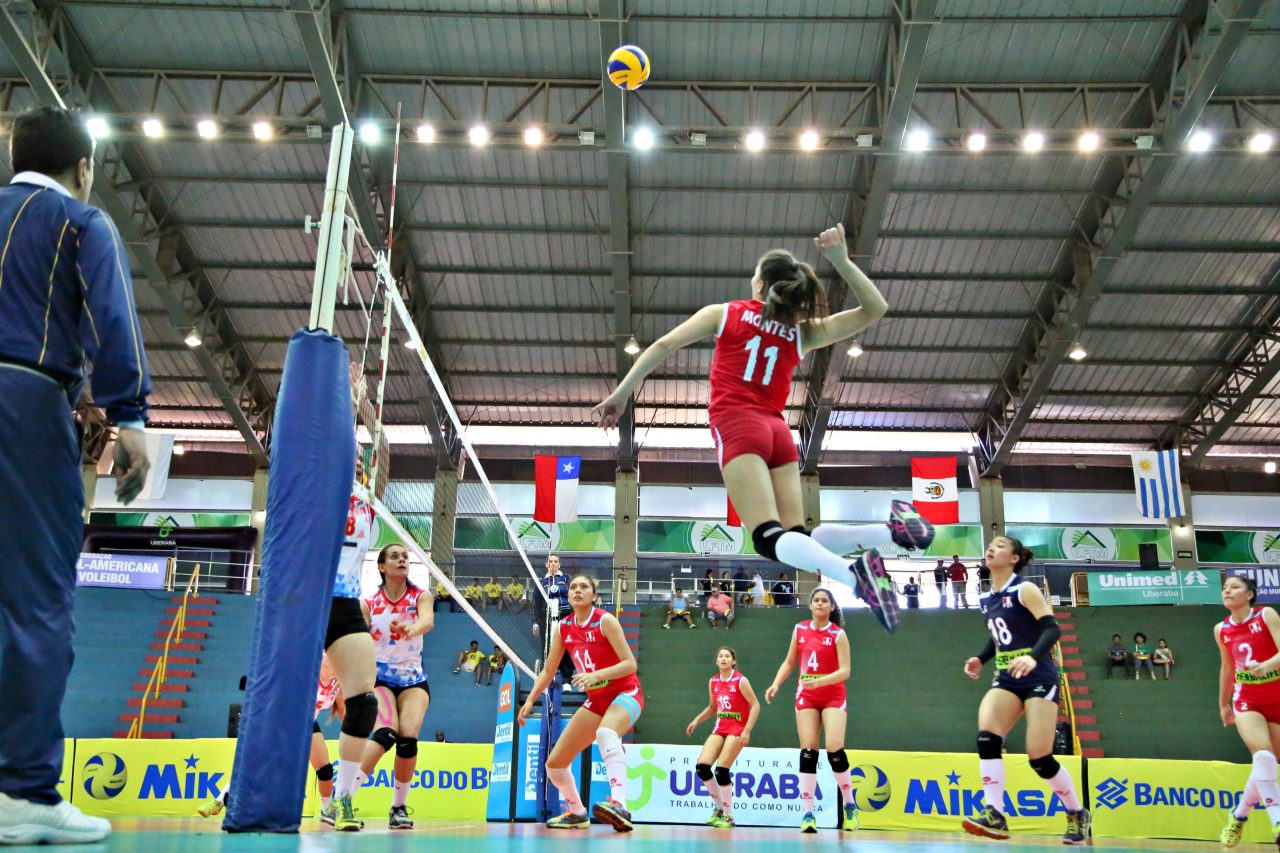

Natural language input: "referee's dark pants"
[0,367,82,805]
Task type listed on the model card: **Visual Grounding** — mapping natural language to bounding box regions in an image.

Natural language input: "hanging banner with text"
[1222,567,1280,605]
[455,517,614,553]
[1007,526,1172,563]
[1085,568,1222,606]
[1195,529,1280,565]
[638,520,758,556]
[76,552,169,590]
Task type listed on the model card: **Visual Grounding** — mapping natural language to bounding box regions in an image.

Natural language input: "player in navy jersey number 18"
[517,575,642,833]
[960,536,1089,844]
[593,224,932,634]
[1216,575,1280,847]
[685,647,761,828]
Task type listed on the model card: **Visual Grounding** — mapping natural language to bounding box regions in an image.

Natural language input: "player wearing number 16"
[593,225,903,631]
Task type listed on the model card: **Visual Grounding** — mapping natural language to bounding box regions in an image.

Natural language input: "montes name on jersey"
[739,308,798,342]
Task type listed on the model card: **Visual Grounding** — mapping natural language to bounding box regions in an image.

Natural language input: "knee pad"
[1254,750,1278,778]
[752,521,785,562]
[595,727,624,760]
[977,730,1003,760]
[1028,753,1060,780]
[799,748,819,775]
[370,726,397,753]
[341,692,378,739]
[714,765,731,787]
[695,762,713,782]
[314,763,334,783]
[827,749,850,774]
[395,735,418,759]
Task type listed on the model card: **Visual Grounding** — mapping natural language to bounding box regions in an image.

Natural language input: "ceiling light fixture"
[523,126,544,146]
[846,340,864,357]
[798,129,820,151]
[1068,341,1087,360]
[416,123,436,144]
[744,129,766,152]
[1078,130,1100,152]
[468,124,491,146]
[624,335,642,355]
[184,328,202,348]
[1022,131,1045,152]
[632,127,655,150]
[252,121,273,141]
[196,119,218,140]
[142,118,165,138]
[966,131,987,152]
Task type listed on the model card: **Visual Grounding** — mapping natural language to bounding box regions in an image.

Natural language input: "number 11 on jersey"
[743,335,778,385]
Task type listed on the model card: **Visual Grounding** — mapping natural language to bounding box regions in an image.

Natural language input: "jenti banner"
[1225,567,1280,604]
[487,664,518,820]
[76,552,168,590]
[456,517,614,553]
[1196,529,1280,565]
[1007,526,1172,562]
[88,512,249,531]
[1089,757,1267,842]
[1085,568,1222,606]
[638,520,758,556]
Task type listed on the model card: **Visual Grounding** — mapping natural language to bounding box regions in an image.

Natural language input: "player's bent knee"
[695,762,713,781]
[713,765,732,787]
[596,726,624,759]
[1028,753,1059,779]
[342,692,378,739]
[798,748,819,774]
[751,521,785,562]
[827,749,850,774]
[394,735,418,759]
[977,730,1003,760]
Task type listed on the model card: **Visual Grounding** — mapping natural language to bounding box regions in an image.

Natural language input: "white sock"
[1252,751,1280,823]
[335,761,360,799]
[799,772,818,814]
[320,794,332,810]
[546,766,585,816]
[980,758,1006,813]
[702,774,721,806]
[599,739,628,805]
[719,778,734,816]
[774,531,857,583]
[810,523,893,555]
[1236,778,1259,820]
[1048,766,1082,812]
[393,778,410,808]
[217,789,228,806]
[833,768,853,804]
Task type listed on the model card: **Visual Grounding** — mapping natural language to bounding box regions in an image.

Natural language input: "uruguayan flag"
[1131,449,1184,519]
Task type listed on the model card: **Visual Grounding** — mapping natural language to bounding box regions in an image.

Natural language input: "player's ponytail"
[756,249,827,324]
[1006,537,1034,571]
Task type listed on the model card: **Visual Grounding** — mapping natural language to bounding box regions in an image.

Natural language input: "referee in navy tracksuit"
[0,107,152,844]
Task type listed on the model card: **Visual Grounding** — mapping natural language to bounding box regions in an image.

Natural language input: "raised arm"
[799,223,889,352]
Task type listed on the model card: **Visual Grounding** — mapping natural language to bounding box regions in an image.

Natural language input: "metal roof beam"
[0,2,273,463]
[973,0,1266,477]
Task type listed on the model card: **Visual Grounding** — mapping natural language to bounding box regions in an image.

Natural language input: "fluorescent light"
[142,118,164,138]
[85,117,110,140]
[1187,129,1212,152]
[1249,132,1273,153]
[624,335,642,355]
[1022,131,1045,152]
[846,340,864,357]
[523,126,544,146]
[632,126,655,150]
[184,328,202,348]
[577,130,595,146]
[196,119,218,139]
[1266,460,1277,474]
[799,129,820,151]
[905,129,929,151]
[416,123,436,144]
[966,132,987,152]
[172,444,186,456]
[358,122,380,144]
[1068,341,1087,360]
[252,121,273,141]
[744,129,766,152]
[1078,130,1100,152]
[467,125,490,146]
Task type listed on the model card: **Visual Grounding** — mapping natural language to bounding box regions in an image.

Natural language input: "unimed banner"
[1089,757,1270,842]
[1085,568,1222,605]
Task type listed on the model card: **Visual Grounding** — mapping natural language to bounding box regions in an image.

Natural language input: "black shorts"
[325,597,369,649]
[993,677,1060,704]
[313,720,322,734]
[376,680,430,700]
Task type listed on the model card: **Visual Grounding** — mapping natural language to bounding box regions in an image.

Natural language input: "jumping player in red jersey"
[594,224,927,633]
[685,647,761,829]
[1217,575,1280,847]
[517,575,641,833]
[764,587,859,834]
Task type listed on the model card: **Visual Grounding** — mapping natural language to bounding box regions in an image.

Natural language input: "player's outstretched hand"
[764,684,779,705]
[963,657,983,680]
[592,392,627,429]
[814,223,847,261]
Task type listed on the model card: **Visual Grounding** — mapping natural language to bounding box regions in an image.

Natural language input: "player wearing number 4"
[594,224,920,634]
[961,536,1090,845]
[518,575,642,833]
[685,647,761,829]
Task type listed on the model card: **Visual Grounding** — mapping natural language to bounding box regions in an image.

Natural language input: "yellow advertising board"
[68,738,492,821]
[1089,757,1269,843]
[57,739,74,804]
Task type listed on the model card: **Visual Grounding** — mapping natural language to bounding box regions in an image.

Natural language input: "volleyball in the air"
[849,764,891,812]
[82,752,128,800]
[607,45,650,90]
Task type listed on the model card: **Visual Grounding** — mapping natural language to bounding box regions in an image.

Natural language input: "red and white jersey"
[795,619,844,681]
[559,607,640,693]
[314,655,340,719]
[365,584,427,686]
[1221,607,1280,706]
[710,670,751,725]
[708,299,804,420]
[335,495,375,599]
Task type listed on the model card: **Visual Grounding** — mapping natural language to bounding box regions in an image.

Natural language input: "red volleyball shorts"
[795,683,847,713]
[711,411,798,469]
[712,715,747,738]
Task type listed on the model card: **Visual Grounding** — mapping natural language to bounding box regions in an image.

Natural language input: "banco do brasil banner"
[1008,526,1171,562]
[1085,568,1221,606]
[1196,529,1280,565]
[1090,757,1267,842]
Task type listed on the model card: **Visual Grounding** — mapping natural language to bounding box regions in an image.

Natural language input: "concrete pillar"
[1169,481,1196,570]
[250,467,269,593]
[613,469,639,606]
[800,472,822,529]
[978,476,1006,547]
[432,466,459,578]
[81,463,98,522]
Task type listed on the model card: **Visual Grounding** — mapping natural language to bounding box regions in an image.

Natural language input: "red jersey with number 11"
[709,299,804,420]
[559,607,640,694]
[1221,607,1280,707]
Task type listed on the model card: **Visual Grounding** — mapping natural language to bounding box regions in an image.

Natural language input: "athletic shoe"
[546,810,590,830]
[334,795,360,832]
[1220,812,1246,847]
[888,499,935,551]
[799,811,817,833]
[0,792,111,845]
[1063,808,1091,845]
[319,803,336,826]
[850,549,900,634]
[710,813,736,829]
[662,624,670,630]
[962,805,1011,840]
[388,804,413,830]
[196,796,225,818]
[705,807,723,826]
[592,798,634,832]
[843,801,859,832]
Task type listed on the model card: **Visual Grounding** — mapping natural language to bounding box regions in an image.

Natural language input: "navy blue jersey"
[981,574,1058,687]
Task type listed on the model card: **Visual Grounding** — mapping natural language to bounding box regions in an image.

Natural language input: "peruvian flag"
[534,454,581,523]
[911,457,959,524]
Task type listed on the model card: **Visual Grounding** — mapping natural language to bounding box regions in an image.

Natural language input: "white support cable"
[368,257,395,493]
[309,124,355,332]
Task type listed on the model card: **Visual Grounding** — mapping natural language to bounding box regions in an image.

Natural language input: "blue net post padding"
[536,677,565,821]
[224,329,355,832]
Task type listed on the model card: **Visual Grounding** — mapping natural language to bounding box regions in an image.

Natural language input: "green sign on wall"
[89,512,250,529]
[1007,526,1172,562]
[1086,568,1221,605]
[637,519,758,556]
[1196,529,1280,565]
[454,517,614,553]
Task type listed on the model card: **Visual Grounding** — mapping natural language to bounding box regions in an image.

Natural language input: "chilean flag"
[911,456,959,525]
[534,455,581,523]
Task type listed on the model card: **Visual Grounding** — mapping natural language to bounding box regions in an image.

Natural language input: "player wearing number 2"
[1216,575,1280,847]
[518,575,642,833]
[961,536,1090,844]
[594,224,915,633]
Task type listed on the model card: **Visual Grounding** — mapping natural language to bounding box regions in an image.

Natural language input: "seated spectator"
[483,577,503,611]
[903,576,920,610]
[434,580,458,613]
[480,645,506,686]
[453,640,486,675]
[1133,632,1155,680]
[434,730,446,743]
[663,587,696,629]
[771,572,796,607]
[504,575,528,613]
[1153,638,1175,680]
[1105,634,1131,679]
[750,571,766,607]
[463,579,484,610]
[705,585,736,629]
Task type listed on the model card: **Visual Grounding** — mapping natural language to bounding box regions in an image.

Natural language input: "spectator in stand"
[948,555,970,609]
[750,570,766,606]
[771,572,796,607]
[977,561,992,596]
[705,585,736,629]
[504,575,528,614]
[434,579,457,613]
[933,559,949,608]
[1153,638,1175,680]
[663,587,697,630]
[733,565,751,605]
[1105,634,1131,679]
[1133,633,1155,680]
[463,579,484,610]
[434,731,446,743]
[483,646,507,686]
[903,576,921,610]
[453,640,485,675]
[483,577,503,612]
[701,569,715,605]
